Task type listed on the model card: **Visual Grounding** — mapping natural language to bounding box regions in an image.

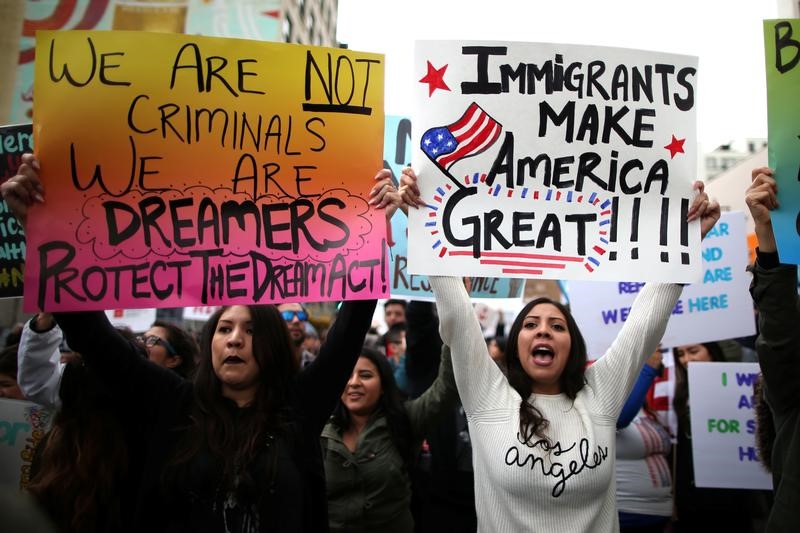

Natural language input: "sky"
[337,0,781,153]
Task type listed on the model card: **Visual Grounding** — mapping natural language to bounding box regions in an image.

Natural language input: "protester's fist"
[686,180,720,240]
[1,153,44,228]
[745,167,778,227]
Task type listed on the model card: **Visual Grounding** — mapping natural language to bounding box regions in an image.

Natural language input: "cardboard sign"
[0,123,31,298]
[568,212,755,358]
[384,115,525,300]
[764,19,800,264]
[0,398,53,490]
[408,40,700,282]
[27,30,386,311]
[688,362,772,490]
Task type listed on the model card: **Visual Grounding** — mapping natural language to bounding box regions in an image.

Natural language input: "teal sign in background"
[384,116,525,299]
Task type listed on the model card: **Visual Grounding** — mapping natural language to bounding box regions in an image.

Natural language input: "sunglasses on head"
[281,310,308,322]
[136,334,177,357]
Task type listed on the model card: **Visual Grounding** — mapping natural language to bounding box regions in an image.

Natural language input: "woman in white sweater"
[399,168,720,533]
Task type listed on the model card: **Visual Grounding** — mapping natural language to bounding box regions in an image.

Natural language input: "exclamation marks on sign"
[630,197,641,260]
[659,197,670,262]
[609,196,619,261]
[722,371,727,387]
[381,238,387,292]
[680,198,690,265]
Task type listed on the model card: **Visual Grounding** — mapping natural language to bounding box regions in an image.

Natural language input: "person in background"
[616,347,672,533]
[487,335,508,373]
[746,167,800,532]
[0,344,25,400]
[302,322,321,358]
[400,166,719,533]
[385,322,409,394]
[139,321,198,379]
[672,341,755,532]
[321,334,457,532]
[278,302,316,367]
[384,299,407,329]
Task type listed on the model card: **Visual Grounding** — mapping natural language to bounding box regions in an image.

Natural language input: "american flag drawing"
[420,103,502,174]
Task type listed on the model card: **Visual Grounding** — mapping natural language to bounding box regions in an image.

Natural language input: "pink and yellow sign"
[27,30,386,311]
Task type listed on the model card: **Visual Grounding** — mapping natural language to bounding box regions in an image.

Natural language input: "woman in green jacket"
[322,332,457,533]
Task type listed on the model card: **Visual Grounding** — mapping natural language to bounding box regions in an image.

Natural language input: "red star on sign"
[419,61,451,96]
[664,135,686,159]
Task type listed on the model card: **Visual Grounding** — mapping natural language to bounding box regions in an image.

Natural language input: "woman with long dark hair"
[322,303,457,533]
[400,167,720,532]
[3,155,397,533]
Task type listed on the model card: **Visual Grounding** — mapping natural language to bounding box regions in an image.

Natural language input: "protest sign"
[105,308,158,332]
[408,41,700,282]
[567,212,754,358]
[385,115,524,299]
[26,30,385,312]
[0,398,52,490]
[688,362,772,489]
[183,305,221,321]
[764,19,800,264]
[0,123,31,298]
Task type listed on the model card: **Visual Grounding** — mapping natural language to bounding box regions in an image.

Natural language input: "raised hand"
[687,180,721,240]
[1,153,44,228]
[745,167,778,253]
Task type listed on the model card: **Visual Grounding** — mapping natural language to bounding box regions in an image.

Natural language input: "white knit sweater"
[429,276,682,533]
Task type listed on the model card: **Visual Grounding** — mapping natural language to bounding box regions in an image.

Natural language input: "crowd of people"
[0,156,795,533]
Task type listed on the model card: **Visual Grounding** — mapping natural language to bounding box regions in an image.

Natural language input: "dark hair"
[384,299,407,311]
[491,335,507,354]
[505,298,588,446]
[331,347,413,465]
[170,305,299,488]
[0,343,18,377]
[28,359,127,533]
[385,322,407,344]
[151,320,199,379]
[672,342,726,431]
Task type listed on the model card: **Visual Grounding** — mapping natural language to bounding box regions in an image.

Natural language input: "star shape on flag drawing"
[664,135,686,159]
[419,61,451,96]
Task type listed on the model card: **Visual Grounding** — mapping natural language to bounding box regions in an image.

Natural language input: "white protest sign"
[105,308,158,333]
[688,362,772,490]
[409,41,700,282]
[568,212,754,358]
[182,306,221,321]
[0,398,53,490]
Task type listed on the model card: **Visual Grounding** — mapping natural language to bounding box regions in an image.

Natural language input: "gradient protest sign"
[409,41,700,282]
[0,123,31,298]
[764,19,800,264]
[27,30,385,311]
[384,115,524,299]
[688,362,771,490]
[568,212,754,358]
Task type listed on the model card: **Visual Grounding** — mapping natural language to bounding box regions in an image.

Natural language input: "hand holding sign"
[688,180,721,241]
[1,154,43,229]
[746,168,779,254]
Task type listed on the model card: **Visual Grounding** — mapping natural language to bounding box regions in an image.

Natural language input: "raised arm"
[405,344,459,439]
[18,313,64,409]
[54,311,183,419]
[429,276,515,415]
[404,300,443,398]
[590,180,718,417]
[616,350,661,429]
[296,298,377,434]
[747,167,800,413]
